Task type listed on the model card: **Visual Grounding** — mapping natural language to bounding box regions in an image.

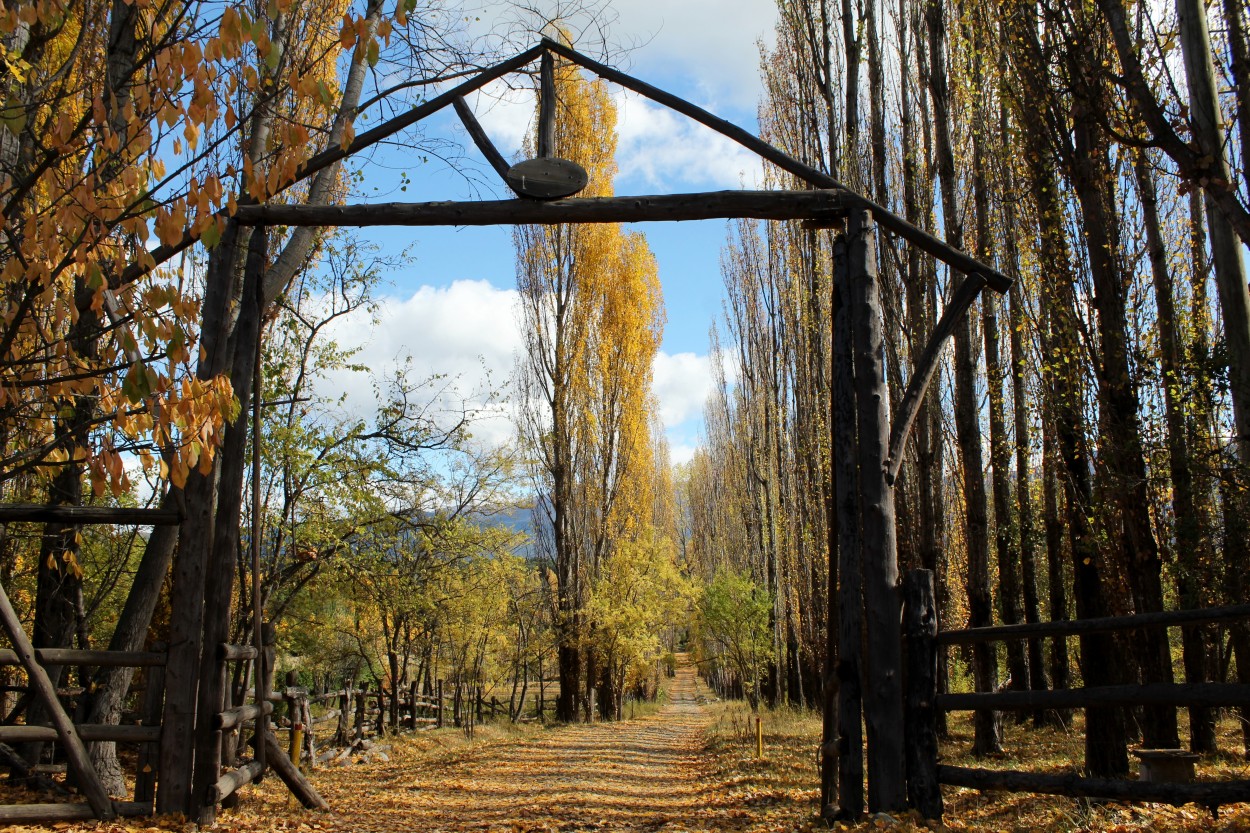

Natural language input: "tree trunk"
[1133,153,1216,753]
[925,0,999,756]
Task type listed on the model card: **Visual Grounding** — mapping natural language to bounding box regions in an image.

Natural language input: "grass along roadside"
[700,695,1250,832]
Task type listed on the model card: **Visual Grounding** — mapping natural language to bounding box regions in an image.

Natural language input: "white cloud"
[613,90,764,192]
[607,0,777,111]
[316,279,522,448]
[651,351,717,429]
[314,281,717,462]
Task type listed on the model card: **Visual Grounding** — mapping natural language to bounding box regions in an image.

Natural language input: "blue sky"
[318,0,780,464]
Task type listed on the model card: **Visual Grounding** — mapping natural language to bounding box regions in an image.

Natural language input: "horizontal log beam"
[232,190,847,228]
[0,504,182,526]
[938,603,1250,646]
[938,683,1250,712]
[0,648,166,667]
[0,724,161,743]
[207,760,265,805]
[219,643,258,662]
[938,765,1250,808]
[0,801,152,823]
[215,701,274,731]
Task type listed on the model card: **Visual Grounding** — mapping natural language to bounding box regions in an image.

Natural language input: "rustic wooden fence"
[0,626,327,822]
[902,568,1250,819]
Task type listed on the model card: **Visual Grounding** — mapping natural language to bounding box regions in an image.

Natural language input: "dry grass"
[701,695,1250,832]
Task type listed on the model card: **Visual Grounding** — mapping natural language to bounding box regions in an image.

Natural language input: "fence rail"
[902,568,1250,819]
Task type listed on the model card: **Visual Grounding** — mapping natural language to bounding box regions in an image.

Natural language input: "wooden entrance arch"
[123,39,1009,824]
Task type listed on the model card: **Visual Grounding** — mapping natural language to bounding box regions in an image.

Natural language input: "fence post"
[904,569,942,820]
[337,686,350,746]
[284,671,300,766]
[410,681,419,731]
[354,683,366,740]
[436,679,444,728]
[134,643,167,805]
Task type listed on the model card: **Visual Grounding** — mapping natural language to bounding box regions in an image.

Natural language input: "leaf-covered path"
[245,660,729,833]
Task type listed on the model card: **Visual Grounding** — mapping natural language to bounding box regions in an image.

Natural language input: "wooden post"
[257,623,274,781]
[285,671,299,763]
[849,208,906,812]
[904,570,942,819]
[354,683,366,739]
[436,679,444,729]
[831,226,864,820]
[410,682,419,731]
[337,689,350,745]
[538,48,555,158]
[0,581,113,819]
[755,715,764,758]
[302,694,314,768]
[248,732,328,810]
[134,646,166,806]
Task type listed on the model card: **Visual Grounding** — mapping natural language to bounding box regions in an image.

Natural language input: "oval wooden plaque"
[505,157,589,200]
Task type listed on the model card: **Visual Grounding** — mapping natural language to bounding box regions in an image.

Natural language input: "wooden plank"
[0,648,166,667]
[452,96,511,181]
[540,38,1011,294]
[0,504,182,525]
[0,582,114,819]
[505,157,589,200]
[0,724,160,742]
[938,764,1250,808]
[0,801,150,823]
[937,603,1250,646]
[232,189,847,227]
[939,683,1250,711]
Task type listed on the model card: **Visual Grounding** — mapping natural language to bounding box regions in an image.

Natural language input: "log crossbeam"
[233,190,847,227]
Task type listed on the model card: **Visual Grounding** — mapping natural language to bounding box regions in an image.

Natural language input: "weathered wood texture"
[505,158,589,200]
[134,659,165,805]
[831,228,863,819]
[0,801,151,823]
[937,603,1250,645]
[849,209,905,813]
[939,683,1250,711]
[0,648,165,666]
[538,48,555,158]
[215,701,274,731]
[0,505,182,525]
[0,581,114,819]
[903,570,942,819]
[233,190,846,227]
[938,765,1250,808]
[0,725,160,742]
[207,760,264,805]
[219,643,257,662]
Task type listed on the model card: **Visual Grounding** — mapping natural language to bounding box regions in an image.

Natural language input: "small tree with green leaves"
[697,569,773,711]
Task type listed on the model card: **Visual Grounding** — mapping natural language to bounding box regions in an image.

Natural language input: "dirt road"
[263,661,723,832]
